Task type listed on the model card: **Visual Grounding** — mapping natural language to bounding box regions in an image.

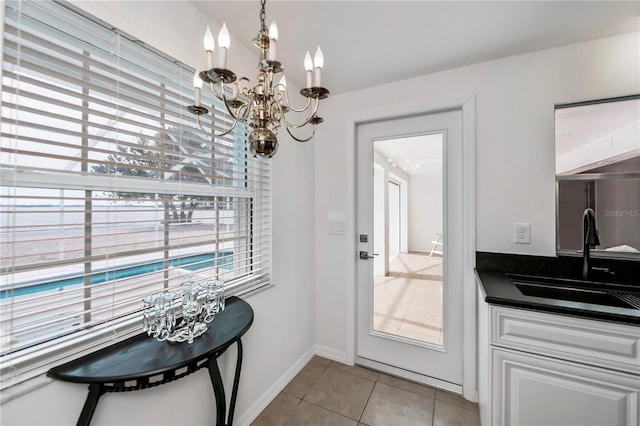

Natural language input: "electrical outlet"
[514,223,531,244]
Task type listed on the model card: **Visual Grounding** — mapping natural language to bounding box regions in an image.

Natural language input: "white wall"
[409,172,443,253]
[1,2,316,425]
[314,31,640,365]
[372,150,411,274]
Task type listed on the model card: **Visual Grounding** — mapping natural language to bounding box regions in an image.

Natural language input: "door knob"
[359,251,379,260]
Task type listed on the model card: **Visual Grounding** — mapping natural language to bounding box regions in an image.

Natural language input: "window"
[0,0,271,387]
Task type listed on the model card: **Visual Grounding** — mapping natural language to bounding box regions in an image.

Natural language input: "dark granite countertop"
[476,252,640,325]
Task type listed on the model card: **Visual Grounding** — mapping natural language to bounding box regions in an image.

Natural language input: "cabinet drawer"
[491,306,640,374]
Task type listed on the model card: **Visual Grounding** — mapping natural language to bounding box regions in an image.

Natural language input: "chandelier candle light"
[187,0,329,158]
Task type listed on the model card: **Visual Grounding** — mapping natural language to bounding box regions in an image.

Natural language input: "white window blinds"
[0,0,271,387]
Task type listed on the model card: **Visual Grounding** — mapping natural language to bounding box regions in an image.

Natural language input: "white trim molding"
[348,94,477,401]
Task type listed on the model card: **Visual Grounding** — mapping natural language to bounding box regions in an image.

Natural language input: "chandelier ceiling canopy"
[187,0,329,159]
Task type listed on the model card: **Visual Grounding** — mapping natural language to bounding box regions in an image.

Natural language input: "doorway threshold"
[356,356,463,395]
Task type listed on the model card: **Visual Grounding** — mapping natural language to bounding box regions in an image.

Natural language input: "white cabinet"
[493,348,639,426]
[478,280,640,426]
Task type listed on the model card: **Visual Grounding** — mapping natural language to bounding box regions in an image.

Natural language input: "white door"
[356,109,464,392]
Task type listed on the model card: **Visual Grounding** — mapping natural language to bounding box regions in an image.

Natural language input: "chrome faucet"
[582,208,600,280]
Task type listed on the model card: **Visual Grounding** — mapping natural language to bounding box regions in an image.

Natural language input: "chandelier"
[187,0,329,159]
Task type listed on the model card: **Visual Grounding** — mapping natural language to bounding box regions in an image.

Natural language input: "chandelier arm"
[237,102,251,123]
[237,77,255,97]
[206,80,225,101]
[270,101,284,131]
[204,79,252,125]
[285,123,317,143]
[213,118,240,137]
[219,81,247,122]
[275,83,312,113]
[225,78,255,123]
[281,98,320,129]
[195,113,207,132]
[195,111,239,138]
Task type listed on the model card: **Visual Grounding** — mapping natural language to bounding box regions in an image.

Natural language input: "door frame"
[346,95,476,401]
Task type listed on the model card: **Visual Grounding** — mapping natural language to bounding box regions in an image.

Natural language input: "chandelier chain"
[259,0,267,34]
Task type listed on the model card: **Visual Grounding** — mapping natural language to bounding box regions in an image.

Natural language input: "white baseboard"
[314,345,349,365]
[235,346,315,426]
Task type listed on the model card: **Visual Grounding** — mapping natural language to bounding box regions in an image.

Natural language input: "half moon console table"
[48,296,253,426]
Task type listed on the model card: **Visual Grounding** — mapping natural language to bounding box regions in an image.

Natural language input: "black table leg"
[227,339,243,426]
[77,383,104,426]
[207,356,226,426]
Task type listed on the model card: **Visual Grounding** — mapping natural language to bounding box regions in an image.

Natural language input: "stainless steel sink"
[507,273,640,310]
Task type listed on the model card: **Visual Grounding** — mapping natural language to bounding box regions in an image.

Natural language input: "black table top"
[48,296,253,384]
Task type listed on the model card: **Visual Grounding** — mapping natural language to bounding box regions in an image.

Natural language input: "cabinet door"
[492,348,639,426]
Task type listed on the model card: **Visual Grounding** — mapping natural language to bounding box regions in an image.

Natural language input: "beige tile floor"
[252,356,480,426]
[374,252,443,345]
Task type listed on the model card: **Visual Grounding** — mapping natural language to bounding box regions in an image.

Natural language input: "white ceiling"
[189,1,639,96]
[375,134,443,176]
[189,1,638,170]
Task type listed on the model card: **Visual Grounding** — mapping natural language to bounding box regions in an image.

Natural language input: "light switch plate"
[329,220,346,235]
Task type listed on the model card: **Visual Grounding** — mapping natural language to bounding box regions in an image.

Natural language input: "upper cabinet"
[555,95,640,259]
